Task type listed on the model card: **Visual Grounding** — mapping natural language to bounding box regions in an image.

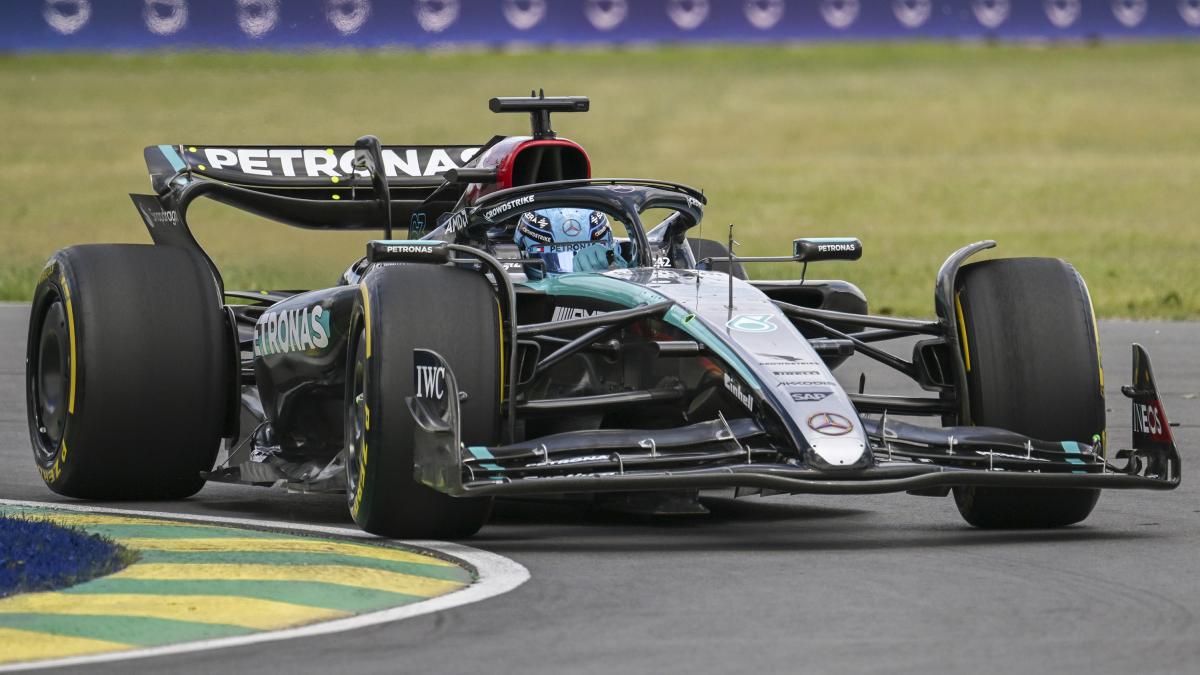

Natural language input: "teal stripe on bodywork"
[664,306,760,390]
[158,144,185,171]
[1061,440,1087,474]
[522,273,664,308]
[523,273,762,389]
[467,446,495,460]
[466,446,504,472]
[1060,441,1085,463]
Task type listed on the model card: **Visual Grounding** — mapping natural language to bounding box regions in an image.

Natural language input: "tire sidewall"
[346,265,499,537]
[953,257,1103,528]
[26,255,83,491]
[346,307,379,525]
[958,258,1105,440]
[25,245,230,500]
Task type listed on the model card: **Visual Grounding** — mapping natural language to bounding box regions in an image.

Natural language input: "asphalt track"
[1,303,1197,674]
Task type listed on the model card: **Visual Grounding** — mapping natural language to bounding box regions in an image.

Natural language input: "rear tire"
[26,245,230,499]
[346,264,499,538]
[952,257,1105,528]
[689,238,747,280]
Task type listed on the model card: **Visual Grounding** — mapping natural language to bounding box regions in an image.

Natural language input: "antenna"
[489,93,590,140]
[694,212,703,309]
[727,223,739,317]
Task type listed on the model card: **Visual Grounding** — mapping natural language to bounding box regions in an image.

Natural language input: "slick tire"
[689,238,747,280]
[346,264,499,538]
[26,245,231,499]
[953,257,1105,528]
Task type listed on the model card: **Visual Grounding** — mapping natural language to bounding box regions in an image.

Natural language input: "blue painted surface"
[466,445,495,459]
[157,144,185,172]
[466,446,504,471]
[6,1,1198,52]
[0,517,126,598]
[1061,439,1089,473]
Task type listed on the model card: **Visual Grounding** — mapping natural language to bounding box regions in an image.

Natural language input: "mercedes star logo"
[562,219,582,236]
[807,412,854,436]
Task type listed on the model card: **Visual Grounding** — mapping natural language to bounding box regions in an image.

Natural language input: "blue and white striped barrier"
[6,1,1199,51]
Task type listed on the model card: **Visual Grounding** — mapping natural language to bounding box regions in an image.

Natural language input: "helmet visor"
[524,241,601,275]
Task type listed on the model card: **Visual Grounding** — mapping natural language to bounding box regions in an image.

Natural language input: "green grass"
[1,43,1198,317]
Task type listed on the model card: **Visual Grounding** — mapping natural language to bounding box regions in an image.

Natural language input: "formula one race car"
[26,95,1180,537]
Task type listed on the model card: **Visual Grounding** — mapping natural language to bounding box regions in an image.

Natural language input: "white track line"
[0,498,529,673]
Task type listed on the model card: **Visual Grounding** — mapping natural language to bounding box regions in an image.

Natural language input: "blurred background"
[1,0,1198,317]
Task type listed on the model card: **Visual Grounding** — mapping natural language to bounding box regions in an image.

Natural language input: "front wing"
[408,346,1180,499]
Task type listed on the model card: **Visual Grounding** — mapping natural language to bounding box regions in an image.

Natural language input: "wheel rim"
[31,298,70,467]
[345,328,367,510]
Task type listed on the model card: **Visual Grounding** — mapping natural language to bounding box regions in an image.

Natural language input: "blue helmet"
[514,208,619,279]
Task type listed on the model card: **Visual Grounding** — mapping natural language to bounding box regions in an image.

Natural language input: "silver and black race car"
[26,95,1180,537]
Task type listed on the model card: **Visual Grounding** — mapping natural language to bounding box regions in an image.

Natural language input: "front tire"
[952,257,1105,528]
[346,264,499,538]
[26,245,231,499]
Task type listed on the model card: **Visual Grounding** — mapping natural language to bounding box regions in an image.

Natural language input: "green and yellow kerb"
[0,506,474,667]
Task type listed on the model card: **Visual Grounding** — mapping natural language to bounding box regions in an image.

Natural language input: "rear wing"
[138,94,589,234]
[130,93,590,293]
[132,140,500,292]
[144,143,489,195]
[139,138,500,232]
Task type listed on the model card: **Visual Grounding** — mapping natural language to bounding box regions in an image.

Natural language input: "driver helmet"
[514,208,618,279]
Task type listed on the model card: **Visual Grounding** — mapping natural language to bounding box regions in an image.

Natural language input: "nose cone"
[807,436,871,470]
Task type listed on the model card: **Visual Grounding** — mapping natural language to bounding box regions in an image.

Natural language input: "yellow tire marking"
[352,432,367,518]
[0,627,129,664]
[1078,277,1106,453]
[495,296,505,403]
[60,273,77,413]
[1082,281,1105,391]
[955,290,971,373]
[0,593,344,631]
[114,538,457,567]
[358,283,372,358]
[352,284,373,519]
[116,564,465,598]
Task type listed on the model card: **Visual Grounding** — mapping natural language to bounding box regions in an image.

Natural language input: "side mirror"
[792,238,863,263]
[367,239,451,264]
[691,235,863,272]
[354,135,393,238]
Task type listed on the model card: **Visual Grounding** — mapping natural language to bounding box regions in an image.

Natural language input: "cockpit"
[432,180,708,282]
